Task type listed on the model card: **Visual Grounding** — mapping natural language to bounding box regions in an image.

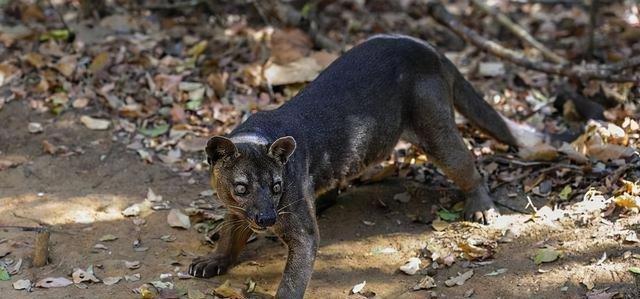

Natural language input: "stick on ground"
[427,1,640,82]
[33,226,50,267]
[469,0,567,64]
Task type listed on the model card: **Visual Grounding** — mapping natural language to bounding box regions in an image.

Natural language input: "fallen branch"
[469,0,567,64]
[33,226,50,267]
[427,1,640,82]
[490,163,583,191]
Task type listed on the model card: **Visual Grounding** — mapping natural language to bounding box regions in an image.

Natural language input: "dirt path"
[1,100,639,299]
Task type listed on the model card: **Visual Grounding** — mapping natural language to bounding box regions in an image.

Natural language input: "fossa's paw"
[188,255,231,278]
[464,204,499,225]
[464,191,500,225]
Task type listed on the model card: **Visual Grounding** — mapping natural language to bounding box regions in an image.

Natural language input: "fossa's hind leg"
[408,78,498,223]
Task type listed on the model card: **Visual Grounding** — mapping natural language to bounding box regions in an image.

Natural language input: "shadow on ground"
[1,100,638,299]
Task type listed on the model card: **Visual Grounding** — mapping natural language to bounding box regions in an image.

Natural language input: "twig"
[469,0,567,64]
[0,225,47,232]
[480,155,553,167]
[251,0,272,26]
[145,0,202,10]
[46,0,70,31]
[427,1,640,82]
[11,212,50,227]
[491,163,583,191]
[509,0,584,5]
[609,162,637,185]
[33,226,50,267]
[588,0,598,58]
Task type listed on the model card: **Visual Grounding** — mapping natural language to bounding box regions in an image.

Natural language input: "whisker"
[277,198,305,213]
[227,205,246,212]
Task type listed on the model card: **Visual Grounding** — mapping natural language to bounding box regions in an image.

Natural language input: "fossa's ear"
[268,136,296,164]
[206,136,238,165]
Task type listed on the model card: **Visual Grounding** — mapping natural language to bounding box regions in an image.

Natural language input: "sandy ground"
[1,99,639,299]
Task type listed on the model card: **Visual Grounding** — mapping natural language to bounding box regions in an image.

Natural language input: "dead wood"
[469,0,567,64]
[427,1,640,82]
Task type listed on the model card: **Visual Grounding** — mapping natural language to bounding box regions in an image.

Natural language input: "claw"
[188,255,230,278]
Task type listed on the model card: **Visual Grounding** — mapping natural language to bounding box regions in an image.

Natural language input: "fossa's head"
[205,136,296,232]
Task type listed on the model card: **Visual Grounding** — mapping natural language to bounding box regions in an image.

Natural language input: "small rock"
[28,122,43,134]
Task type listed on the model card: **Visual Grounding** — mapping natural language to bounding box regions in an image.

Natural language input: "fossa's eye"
[272,182,282,194]
[234,184,247,195]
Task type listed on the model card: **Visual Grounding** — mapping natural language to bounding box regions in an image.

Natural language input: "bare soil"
[1,100,639,299]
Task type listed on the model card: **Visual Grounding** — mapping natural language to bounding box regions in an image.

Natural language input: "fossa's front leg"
[274,194,319,298]
[188,213,252,277]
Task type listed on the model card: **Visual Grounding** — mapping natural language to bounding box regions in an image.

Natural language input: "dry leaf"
[432,219,449,231]
[413,275,437,290]
[89,52,110,73]
[13,279,31,290]
[484,268,508,276]
[351,281,366,294]
[103,276,122,286]
[80,116,110,130]
[99,234,118,242]
[35,277,73,288]
[444,270,474,287]
[478,62,505,77]
[458,240,493,261]
[72,268,100,284]
[72,98,89,108]
[614,194,639,209]
[270,28,313,65]
[264,56,324,86]
[213,280,243,299]
[393,192,411,203]
[146,188,163,202]
[533,247,562,264]
[519,143,559,161]
[0,157,25,171]
[177,137,208,152]
[125,260,141,269]
[23,52,45,68]
[53,55,77,78]
[399,257,421,275]
[125,273,141,282]
[582,274,595,290]
[624,231,639,243]
[42,140,58,155]
[167,209,191,229]
[187,40,208,57]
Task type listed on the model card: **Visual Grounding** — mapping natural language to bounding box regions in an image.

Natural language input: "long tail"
[443,59,544,148]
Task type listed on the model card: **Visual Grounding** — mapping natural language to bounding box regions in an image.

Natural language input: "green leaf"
[138,124,170,138]
[437,209,461,222]
[187,40,208,57]
[533,247,561,264]
[185,99,202,110]
[0,266,9,281]
[558,185,572,201]
[629,267,640,274]
[40,29,72,42]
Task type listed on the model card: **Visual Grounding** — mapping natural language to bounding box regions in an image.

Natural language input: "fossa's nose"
[255,211,277,228]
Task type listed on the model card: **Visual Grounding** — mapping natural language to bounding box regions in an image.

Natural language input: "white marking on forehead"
[235,174,248,183]
[230,134,269,145]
